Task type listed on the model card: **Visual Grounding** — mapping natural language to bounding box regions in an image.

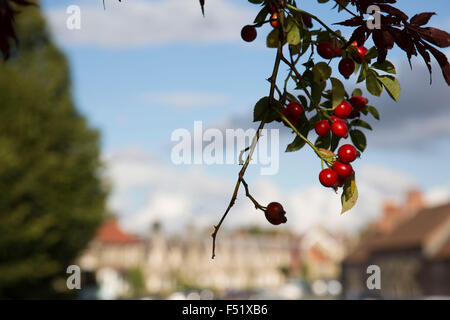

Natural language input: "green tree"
[0,2,107,298]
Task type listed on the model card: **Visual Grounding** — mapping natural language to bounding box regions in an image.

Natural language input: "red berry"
[329,115,344,124]
[265,202,287,225]
[270,13,280,28]
[319,168,338,187]
[337,176,346,187]
[286,102,304,119]
[349,96,368,112]
[301,13,313,28]
[353,46,368,64]
[334,101,353,118]
[241,25,257,42]
[332,162,354,178]
[331,121,348,138]
[317,42,335,60]
[334,43,342,57]
[347,111,361,119]
[338,144,358,163]
[315,120,331,136]
[282,108,298,128]
[339,58,355,79]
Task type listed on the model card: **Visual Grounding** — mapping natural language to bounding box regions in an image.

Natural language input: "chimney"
[405,189,425,213]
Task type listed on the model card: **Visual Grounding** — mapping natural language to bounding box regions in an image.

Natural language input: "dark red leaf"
[421,41,450,85]
[378,4,409,22]
[334,17,364,27]
[416,27,450,48]
[415,41,433,84]
[410,12,435,26]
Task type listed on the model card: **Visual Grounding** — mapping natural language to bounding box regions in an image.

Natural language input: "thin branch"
[211,16,286,259]
[241,178,266,211]
[286,4,347,43]
[333,0,358,18]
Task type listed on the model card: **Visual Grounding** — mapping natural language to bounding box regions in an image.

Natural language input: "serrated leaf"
[341,174,358,214]
[377,75,401,101]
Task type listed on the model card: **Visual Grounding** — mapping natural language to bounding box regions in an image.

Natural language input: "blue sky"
[39,0,450,234]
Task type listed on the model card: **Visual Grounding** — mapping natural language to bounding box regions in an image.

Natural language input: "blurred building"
[342,191,450,299]
[77,221,348,298]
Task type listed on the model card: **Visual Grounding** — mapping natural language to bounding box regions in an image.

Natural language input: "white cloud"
[45,0,253,47]
[104,147,450,237]
[142,91,228,109]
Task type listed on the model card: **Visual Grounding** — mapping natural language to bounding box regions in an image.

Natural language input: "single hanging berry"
[339,58,355,79]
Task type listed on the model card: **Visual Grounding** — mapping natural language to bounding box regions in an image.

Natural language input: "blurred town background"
[0,0,449,300]
[76,189,450,300]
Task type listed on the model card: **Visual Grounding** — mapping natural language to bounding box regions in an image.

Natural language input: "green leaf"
[330,134,340,152]
[365,47,378,60]
[357,64,368,83]
[267,28,280,48]
[253,96,283,123]
[350,129,367,152]
[253,5,269,24]
[349,119,373,130]
[313,62,332,83]
[286,135,306,152]
[352,88,363,97]
[286,124,310,152]
[315,134,331,150]
[371,60,396,74]
[286,18,301,46]
[298,95,308,109]
[377,75,401,101]
[253,96,270,122]
[366,105,380,120]
[341,174,358,214]
[330,77,345,108]
[317,147,336,163]
[311,81,326,105]
[286,92,299,104]
[366,70,383,96]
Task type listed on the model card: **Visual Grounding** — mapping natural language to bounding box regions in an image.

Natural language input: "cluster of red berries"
[319,144,359,188]
[241,3,313,43]
[317,40,368,79]
[314,95,368,139]
[265,202,287,225]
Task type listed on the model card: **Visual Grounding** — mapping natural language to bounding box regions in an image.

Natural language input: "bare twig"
[211,15,286,258]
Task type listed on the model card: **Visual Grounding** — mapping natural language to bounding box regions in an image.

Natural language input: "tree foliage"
[0,3,107,298]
